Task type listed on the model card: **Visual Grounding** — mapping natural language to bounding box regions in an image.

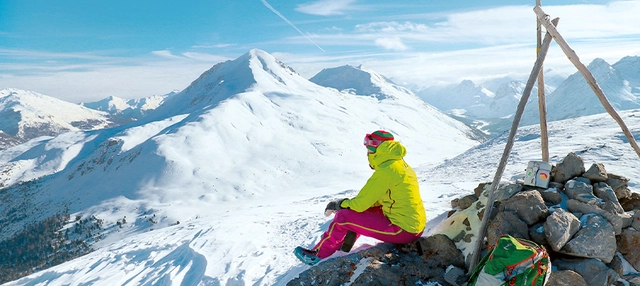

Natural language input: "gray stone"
[615,186,633,201]
[594,182,625,214]
[552,152,585,183]
[620,192,640,212]
[443,266,467,286]
[607,253,625,277]
[528,222,547,246]
[547,270,587,286]
[553,257,620,286]
[564,179,598,204]
[632,211,640,230]
[549,181,564,190]
[617,227,640,272]
[622,211,634,228]
[473,182,488,198]
[450,197,459,209]
[567,199,623,235]
[544,208,581,252]
[457,194,478,210]
[487,211,530,250]
[606,173,631,195]
[539,188,563,205]
[623,274,640,286]
[287,234,465,286]
[498,190,549,225]
[477,181,523,203]
[583,162,608,182]
[574,176,592,185]
[561,214,616,263]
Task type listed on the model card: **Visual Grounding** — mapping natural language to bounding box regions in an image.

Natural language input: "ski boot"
[293,246,320,266]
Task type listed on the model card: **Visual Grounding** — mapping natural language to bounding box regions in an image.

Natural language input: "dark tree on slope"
[0,212,100,284]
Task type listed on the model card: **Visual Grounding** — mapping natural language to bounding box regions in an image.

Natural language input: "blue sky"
[1,0,639,102]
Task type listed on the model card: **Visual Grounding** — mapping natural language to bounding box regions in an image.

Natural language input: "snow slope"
[0,49,479,285]
[7,106,640,286]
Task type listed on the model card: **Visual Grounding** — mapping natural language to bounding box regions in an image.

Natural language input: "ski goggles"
[363,134,383,149]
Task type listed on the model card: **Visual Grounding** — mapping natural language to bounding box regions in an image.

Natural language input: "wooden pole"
[534,6,640,159]
[536,0,550,162]
[468,16,559,271]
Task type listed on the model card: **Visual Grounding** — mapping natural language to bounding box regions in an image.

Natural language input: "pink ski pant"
[312,207,423,259]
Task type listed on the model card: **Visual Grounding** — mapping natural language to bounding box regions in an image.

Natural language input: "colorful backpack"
[468,234,551,286]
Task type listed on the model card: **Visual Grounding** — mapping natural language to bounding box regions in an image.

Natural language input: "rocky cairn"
[288,152,640,286]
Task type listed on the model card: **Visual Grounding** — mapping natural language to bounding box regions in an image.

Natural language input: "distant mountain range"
[80,92,175,119]
[415,56,640,135]
[3,54,639,152]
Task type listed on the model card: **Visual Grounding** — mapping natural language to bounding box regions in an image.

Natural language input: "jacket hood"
[367,141,406,169]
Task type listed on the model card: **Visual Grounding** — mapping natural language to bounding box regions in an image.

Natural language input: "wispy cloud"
[374,37,408,51]
[151,50,183,59]
[260,0,326,52]
[295,0,358,16]
[355,21,429,33]
[191,43,237,49]
[0,49,117,61]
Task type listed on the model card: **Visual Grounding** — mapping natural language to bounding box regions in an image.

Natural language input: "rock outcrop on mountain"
[289,152,640,285]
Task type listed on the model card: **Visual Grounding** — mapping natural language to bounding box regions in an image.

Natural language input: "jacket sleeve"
[341,170,389,212]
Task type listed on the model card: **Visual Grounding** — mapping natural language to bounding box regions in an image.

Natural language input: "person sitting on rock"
[294,130,427,265]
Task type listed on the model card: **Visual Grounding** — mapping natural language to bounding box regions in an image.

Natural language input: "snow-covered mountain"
[417,80,494,116]
[0,88,116,148]
[310,64,410,100]
[0,49,480,284]
[415,79,546,136]
[309,64,484,140]
[521,57,640,125]
[81,92,174,120]
[417,56,640,136]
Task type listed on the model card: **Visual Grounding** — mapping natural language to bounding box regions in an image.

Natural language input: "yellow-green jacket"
[341,140,426,234]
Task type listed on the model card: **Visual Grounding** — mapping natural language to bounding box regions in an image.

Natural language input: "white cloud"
[374,37,408,51]
[151,50,182,59]
[191,43,237,49]
[181,52,230,62]
[355,21,429,33]
[296,0,358,16]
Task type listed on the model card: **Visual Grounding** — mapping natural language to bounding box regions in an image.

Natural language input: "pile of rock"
[288,152,640,286]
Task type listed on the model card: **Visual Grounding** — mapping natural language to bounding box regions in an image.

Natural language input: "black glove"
[324,198,348,217]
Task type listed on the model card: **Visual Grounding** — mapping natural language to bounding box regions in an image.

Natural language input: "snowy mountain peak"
[613,56,640,88]
[494,81,524,101]
[586,58,614,79]
[309,64,414,100]
[521,56,640,125]
[0,88,114,142]
[150,49,305,118]
[81,95,130,113]
[310,65,382,96]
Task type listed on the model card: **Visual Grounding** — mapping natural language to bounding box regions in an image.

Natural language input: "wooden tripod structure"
[468,5,640,270]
